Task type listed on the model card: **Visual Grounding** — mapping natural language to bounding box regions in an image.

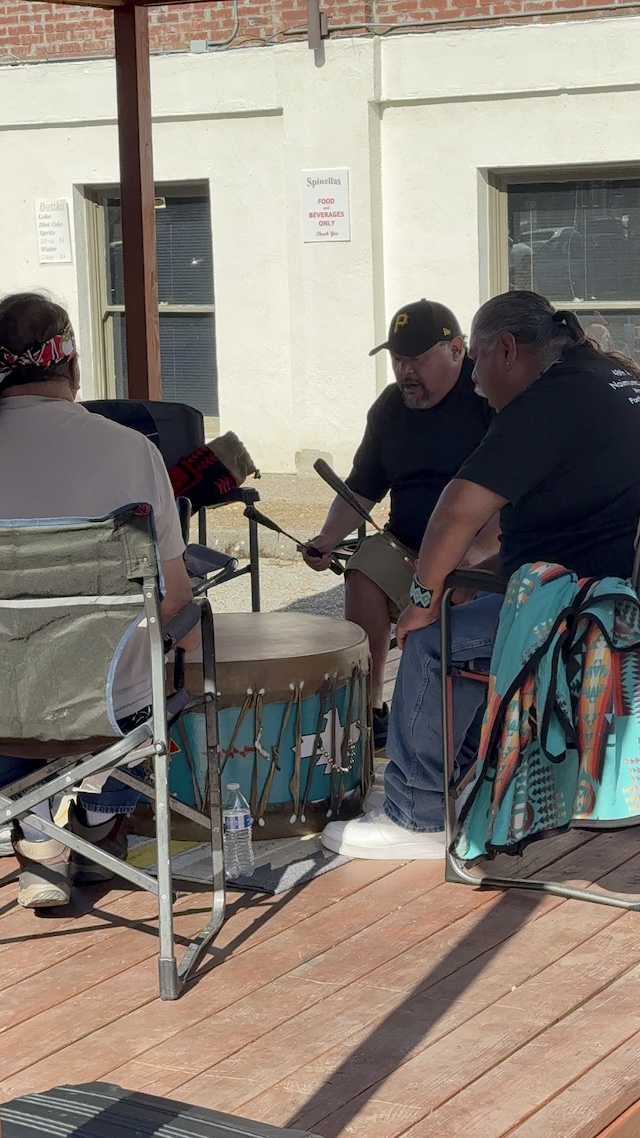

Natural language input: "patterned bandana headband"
[0,323,77,385]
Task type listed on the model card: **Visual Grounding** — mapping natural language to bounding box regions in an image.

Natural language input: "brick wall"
[0,0,638,63]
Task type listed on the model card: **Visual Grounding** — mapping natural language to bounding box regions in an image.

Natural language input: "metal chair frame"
[198,486,262,612]
[440,560,640,912]
[0,518,227,1000]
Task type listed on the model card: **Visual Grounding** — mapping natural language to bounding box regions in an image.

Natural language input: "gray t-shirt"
[0,395,185,718]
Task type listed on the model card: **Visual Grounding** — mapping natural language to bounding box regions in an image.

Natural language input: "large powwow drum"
[169,613,373,838]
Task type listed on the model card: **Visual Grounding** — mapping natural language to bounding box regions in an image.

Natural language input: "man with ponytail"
[323,290,640,861]
[0,292,197,908]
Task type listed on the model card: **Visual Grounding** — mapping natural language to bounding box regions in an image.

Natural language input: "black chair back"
[84,400,204,468]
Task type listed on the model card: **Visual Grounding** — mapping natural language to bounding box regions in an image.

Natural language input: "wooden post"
[113,2,161,401]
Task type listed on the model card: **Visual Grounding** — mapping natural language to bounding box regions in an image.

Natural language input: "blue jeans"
[384,593,504,833]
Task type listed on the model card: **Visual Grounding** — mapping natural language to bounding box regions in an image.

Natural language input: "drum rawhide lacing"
[289,682,304,824]
[213,665,371,825]
[300,676,331,824]
[220,690,254,774]
[257,683,297,825]
[254,689,269,761]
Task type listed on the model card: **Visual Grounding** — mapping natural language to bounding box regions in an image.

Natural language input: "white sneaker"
[321,809,446,860]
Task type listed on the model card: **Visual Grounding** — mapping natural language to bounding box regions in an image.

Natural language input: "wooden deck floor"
[1,651,640,1136]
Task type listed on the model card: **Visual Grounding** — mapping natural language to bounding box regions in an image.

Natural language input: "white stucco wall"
[380,21,640,333]
[1,14,640,471]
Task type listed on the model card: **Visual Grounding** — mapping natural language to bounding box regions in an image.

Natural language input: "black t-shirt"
[458,343,640,580]
[345,358,493,550]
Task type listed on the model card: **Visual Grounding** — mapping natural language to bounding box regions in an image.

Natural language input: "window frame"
[489,163,640,319]
[85,181,216,402]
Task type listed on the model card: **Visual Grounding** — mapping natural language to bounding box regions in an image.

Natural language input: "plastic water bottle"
[223,783,255,879]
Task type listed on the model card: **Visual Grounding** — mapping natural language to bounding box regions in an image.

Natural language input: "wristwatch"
[409,574,434,609]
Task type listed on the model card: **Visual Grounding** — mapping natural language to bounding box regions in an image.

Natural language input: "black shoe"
[373,703,390,750]
[68,803,128,884]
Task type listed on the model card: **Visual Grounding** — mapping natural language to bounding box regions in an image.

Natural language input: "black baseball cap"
[369,299,462,357]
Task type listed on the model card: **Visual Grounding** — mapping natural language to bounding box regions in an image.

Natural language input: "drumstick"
[312,459,416,570]
[243,505,344,576]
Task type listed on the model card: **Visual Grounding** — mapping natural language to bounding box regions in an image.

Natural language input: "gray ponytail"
[471,291,585,371]
[550,308,587,345]
[472,290,640,378]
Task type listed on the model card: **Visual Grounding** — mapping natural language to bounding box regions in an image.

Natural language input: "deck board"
[1,651,640,1137]
[232,846,640,1133]
[596,1099,640,1138]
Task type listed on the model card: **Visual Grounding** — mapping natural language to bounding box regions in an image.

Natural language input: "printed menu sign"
[35,199,73,264]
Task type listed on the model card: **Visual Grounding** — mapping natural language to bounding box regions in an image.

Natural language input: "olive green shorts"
[345,532,417,620]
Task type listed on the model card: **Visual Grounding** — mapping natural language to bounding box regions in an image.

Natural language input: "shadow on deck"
[1,653,639,1138]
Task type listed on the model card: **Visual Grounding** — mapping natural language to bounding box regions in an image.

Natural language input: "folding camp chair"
[0,1082,323,1138]
[0,504,227,999]
[440,551,640,911]
[84,399,262,611]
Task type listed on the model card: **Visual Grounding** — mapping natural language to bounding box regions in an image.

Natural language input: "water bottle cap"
[227,783,240,790]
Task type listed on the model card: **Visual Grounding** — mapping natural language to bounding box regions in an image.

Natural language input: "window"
[493,172,640,364]
[90,186,218,415]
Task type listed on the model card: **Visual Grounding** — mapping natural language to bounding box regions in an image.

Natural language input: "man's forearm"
[458,511,501,569]
[320,493,376,546]
[417,512,481,596]
[416,481,506,597]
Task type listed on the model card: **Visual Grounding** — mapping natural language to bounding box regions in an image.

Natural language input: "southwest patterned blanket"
[453,562,640,862]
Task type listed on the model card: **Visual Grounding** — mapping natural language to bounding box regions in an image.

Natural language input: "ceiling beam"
[123,0,229,6]
[27,0,127,7]
[27,0,221,8]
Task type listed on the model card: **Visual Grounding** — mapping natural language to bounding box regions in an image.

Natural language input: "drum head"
[179,612,370,706]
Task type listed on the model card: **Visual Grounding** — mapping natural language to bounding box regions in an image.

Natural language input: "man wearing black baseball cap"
[369,298,460,361]
[303,298,497,747]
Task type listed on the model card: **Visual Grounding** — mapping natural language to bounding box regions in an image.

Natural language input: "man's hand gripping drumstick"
[307,458,416,571]
[244,504,344,575]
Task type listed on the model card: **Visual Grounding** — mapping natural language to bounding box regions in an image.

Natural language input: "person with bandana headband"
[0,291,197,909]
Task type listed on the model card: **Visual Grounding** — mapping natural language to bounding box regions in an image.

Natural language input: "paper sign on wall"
[35,199,73,264]
[302,168,351,243]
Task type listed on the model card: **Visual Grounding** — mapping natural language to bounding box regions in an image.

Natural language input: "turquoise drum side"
[169,679,368,836]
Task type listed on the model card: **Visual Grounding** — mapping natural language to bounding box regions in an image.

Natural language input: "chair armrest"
[167,687,192,720]
[176,496,192,542]
[186,543,235,578]
[163,601,202,652]
[444,567,507,595]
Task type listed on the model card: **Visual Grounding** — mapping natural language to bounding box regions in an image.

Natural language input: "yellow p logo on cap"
[394,313,409,334]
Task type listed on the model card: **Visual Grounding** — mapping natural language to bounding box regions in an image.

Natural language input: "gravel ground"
[208,557,345,618]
